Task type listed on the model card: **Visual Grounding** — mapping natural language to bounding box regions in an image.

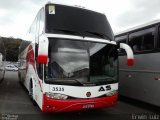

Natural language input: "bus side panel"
[19,50,28,88]
[19,44,35,91]
[26,44,44,109]
[26,63,43,109]
[119,52,160,106]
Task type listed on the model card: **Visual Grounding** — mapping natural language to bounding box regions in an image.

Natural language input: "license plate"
[82,104,94,109]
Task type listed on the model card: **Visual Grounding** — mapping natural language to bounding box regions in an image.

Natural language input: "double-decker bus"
[18,3,134,112]
[115,20,160,106]
[0,39,5,83]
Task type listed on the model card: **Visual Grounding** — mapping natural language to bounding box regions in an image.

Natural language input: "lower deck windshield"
[44,38,118,86]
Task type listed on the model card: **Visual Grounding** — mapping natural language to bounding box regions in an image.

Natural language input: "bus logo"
[86,92,91,97]
[99,85,111,92]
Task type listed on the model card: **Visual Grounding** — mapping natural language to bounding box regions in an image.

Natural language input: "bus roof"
[44,1,104,15]
[115,19,160,36]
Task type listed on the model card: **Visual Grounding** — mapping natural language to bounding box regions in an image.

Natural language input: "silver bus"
[115,20,160,106]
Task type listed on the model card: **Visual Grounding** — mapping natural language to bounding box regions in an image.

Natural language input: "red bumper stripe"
[42,94,118,112]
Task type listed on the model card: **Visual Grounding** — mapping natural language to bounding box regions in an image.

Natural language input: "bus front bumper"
[42,94,118,112]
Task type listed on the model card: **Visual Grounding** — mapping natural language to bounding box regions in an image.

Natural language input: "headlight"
[106,90,118,96]
[45,92,68,100]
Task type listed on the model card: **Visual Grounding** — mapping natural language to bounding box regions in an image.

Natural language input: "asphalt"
[0,71,159,120]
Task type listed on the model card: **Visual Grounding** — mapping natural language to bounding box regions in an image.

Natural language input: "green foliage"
[0,37,22,62]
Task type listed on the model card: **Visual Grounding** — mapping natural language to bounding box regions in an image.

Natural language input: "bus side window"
[129,35,142,52]
[129,27,155,53]
[142,32,155,50]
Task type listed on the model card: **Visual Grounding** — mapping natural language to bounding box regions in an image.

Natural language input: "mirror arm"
[120,43,134,66]
[37,36,48,64]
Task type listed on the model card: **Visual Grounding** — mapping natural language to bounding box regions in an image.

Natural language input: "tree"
[0,37,22,62]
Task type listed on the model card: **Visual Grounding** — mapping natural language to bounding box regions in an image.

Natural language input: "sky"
[0,0,160,39]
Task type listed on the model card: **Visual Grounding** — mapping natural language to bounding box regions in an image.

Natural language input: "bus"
[0,39,5,83]
[115,19,160,106]
[18,3,134,112]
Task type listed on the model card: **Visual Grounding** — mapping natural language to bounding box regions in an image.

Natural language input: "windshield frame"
[43,38,118,86]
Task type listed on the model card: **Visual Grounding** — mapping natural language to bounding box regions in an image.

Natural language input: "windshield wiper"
[46,79,84,86]
[52,29,110,40]
[92,77,117,85]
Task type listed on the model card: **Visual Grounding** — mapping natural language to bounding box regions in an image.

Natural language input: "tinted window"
[129,28,155,53]
[45,4,114,40]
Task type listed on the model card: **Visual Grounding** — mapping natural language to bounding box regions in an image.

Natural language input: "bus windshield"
[45,4,114,40]
[44,38,118,86]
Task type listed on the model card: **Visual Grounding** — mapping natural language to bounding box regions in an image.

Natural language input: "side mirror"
[37,36,48,64]
[119,43,134,66]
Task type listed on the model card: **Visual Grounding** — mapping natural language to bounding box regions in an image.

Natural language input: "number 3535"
[52,87,64,91]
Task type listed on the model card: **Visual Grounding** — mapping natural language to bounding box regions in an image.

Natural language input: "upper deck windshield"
[44,38,118,86]
[45,4,114,40]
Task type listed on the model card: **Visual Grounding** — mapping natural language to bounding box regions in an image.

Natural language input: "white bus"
[115,20,160,106]
[0,39,5,83]
[18,3,134,112]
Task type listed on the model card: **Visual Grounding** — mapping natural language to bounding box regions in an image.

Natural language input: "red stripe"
[127,59,134,66]
[42,94,118,112]
[37,55,48,64]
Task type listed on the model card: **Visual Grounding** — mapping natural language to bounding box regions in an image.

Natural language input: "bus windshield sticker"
[49,5,55,14]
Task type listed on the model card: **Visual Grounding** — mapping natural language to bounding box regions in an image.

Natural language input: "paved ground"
[0,71,159,120]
